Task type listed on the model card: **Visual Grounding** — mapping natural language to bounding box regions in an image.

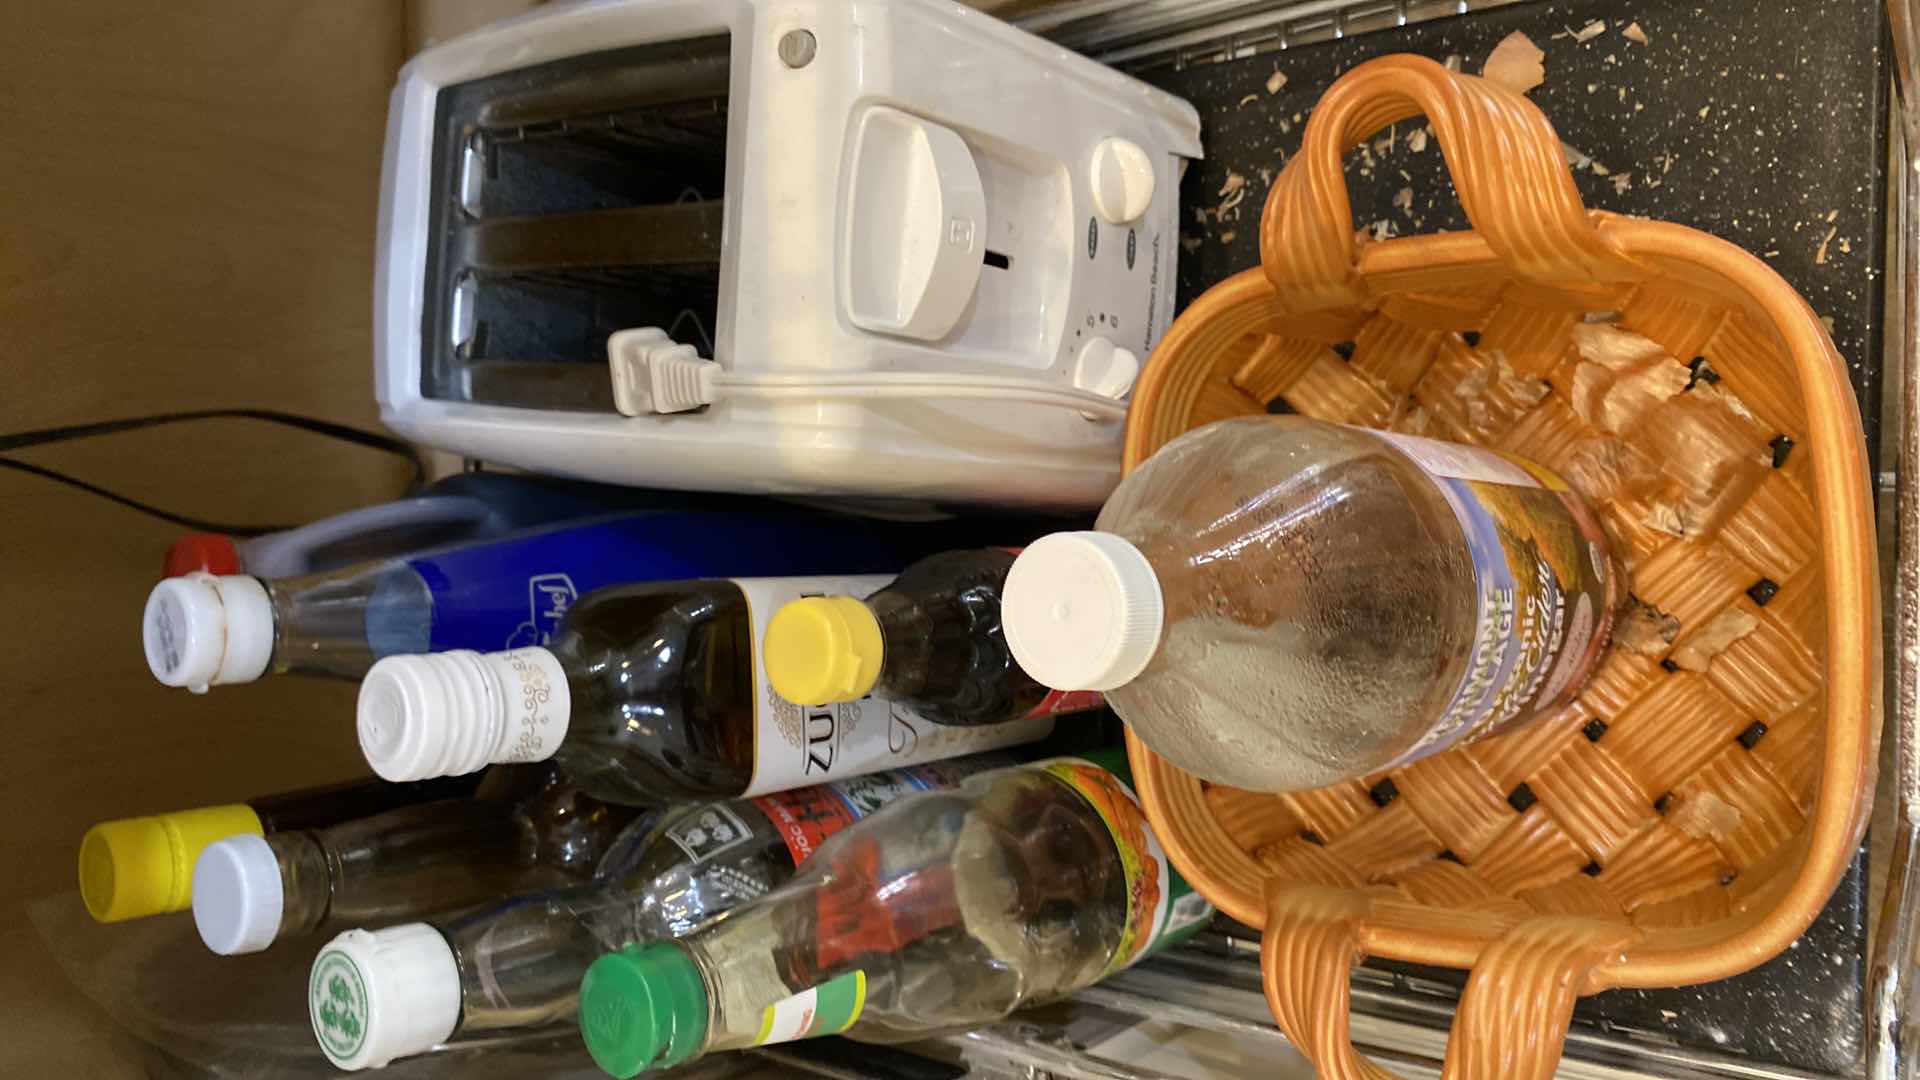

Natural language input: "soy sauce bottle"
[356,576,1055,807]
[763,551,1103,726]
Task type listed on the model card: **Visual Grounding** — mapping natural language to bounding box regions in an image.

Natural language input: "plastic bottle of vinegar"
[1001,417,1619,792]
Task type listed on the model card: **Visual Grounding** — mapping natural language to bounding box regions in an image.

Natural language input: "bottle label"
[1038,757,1213,973]
[1366,429,1616,767]
[1023,688,1106,720]
[734,577,1056,798]
[752,754,1018,867]
[752,970,867,1047]
[663,803,756,865]
[408,513,910,653]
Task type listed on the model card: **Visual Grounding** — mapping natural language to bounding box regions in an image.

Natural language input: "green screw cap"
[579,943,708,1078]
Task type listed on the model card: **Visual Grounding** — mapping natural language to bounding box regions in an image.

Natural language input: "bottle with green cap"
[303,752,1018,1070]
[78,774,480,924]
[191,766,636,957]
[576,750,1213,1077]
[764,550,1104,727]
[354,576,1055,807]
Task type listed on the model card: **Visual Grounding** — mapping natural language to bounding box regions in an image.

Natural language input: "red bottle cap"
[164,533,242,577]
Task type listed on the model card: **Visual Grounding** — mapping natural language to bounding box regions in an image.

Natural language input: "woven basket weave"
[1123,55,1879,1077]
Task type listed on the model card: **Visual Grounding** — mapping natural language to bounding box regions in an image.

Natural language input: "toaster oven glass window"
[420,36,731,412]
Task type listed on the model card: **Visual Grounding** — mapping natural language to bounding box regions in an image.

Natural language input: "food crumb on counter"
[1623,21,1650,45]
[1558,19,1607,43]
[1815,225,1837,264]
[1266,68,1287,94]
[1483,32,1544,94]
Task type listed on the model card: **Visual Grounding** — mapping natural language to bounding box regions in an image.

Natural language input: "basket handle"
[1259,54,1641,313]
[1261,882,1637,1078]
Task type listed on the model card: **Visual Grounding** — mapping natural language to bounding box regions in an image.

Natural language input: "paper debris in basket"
[1569,323,1689,431]
[1483,32,1546,94]
[1614,597,1681,655]
[1669,791,1745,843]
[1670,608,1762,672]
[1568,324,1771,541]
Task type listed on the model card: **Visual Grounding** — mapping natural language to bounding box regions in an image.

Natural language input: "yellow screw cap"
[764,596,885,706]
[78,804,263,922]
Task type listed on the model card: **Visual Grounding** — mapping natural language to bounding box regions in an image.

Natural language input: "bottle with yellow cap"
[764,551,1103,727]
[79,774,480,924]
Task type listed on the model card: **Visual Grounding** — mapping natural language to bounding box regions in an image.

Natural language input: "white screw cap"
[142,573,274,692]
[310,924,460,1070]
[357,648,571,782]
[192,834,284,956]
[1002,531,1165,692]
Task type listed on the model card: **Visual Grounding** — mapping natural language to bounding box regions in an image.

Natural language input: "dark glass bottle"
[763,551,1102,726]
[356,575,1055,806]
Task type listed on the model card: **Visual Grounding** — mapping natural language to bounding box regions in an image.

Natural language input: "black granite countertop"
[1140,0,1888,1072]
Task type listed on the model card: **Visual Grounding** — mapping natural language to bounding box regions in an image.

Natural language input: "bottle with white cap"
[140,506,988,694]
[353,577,1056,807]
[191,767,637,956]
[77,774,480,924]
[1000,416,1621,793]
[305,752,1019,1070]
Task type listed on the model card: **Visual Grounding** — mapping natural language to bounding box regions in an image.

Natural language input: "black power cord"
[0,409,426,537]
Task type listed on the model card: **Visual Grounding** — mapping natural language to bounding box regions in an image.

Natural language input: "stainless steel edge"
[1015,0,1527,71]
[1869,0,1920,1075]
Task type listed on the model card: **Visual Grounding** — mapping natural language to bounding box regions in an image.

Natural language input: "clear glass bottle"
[302,754,1017,1071]
[764,551,1103,726]
[77,773,481,924]
[570,752,1212,1077]
[140,508,980,693]
[190,767,637,955]
[355,577,1055,806]
[1000,417,1620,792]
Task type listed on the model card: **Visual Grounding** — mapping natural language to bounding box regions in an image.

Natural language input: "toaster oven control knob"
[1089,137,1155,225]
[1073,336,1139,401]
[843,106,987,342]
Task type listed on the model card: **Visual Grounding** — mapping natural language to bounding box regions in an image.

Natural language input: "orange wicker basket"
[1124,55,1880,1077]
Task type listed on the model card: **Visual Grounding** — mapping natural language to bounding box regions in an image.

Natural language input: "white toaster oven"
[374,0,1200,509]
